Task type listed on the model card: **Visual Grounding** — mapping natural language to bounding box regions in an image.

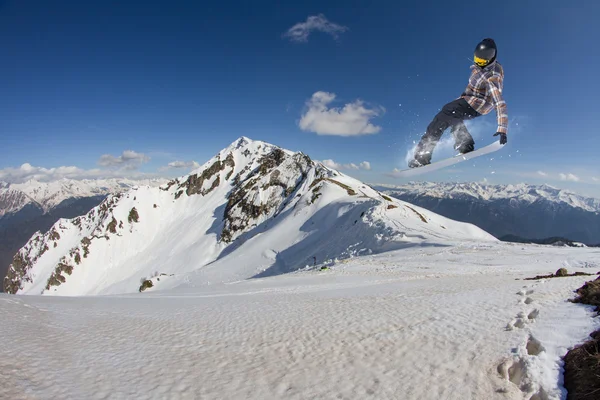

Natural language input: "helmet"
[474,38,497,67]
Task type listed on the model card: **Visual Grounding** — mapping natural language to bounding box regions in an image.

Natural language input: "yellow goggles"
[474,56,490,67]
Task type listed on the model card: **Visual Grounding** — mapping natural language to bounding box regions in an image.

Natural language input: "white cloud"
[559,173,580,182]
[283,14,348,43]
[167,161,200,169]
[299,91,384,136]
[98,150,150,169]
[159,160,200,171]
[321,159,371,171]
[514,170,600,185]
[0,163,156,184]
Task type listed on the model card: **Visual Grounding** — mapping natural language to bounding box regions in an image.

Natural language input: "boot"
[408,151,431,168]
[455,140,475,154]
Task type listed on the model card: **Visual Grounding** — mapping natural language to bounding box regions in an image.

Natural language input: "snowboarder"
[409,38,508,168]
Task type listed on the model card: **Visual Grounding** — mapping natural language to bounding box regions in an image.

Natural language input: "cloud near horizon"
[0,163,160,184]
[98,150,150,170]
[559,173,580,182]
[320,159,371,171]
[511,169,600,186]
[299,91,384,136]
[160,160,201,171]
[0,149,160,184]
[283,14,348,43]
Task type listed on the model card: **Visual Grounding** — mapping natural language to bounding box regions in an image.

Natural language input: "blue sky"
[1,0,599,196]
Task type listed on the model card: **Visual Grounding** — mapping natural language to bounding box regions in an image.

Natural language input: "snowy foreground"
[2,242,599,400]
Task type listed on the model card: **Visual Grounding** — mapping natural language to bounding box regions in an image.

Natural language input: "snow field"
[2,242,599,400]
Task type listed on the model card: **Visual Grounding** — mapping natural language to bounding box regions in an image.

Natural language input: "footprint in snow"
[496,287,548,399]
[506,310,538,331]
[526,335,545,356]
[496,335,548,399]
[523,297,534,305]
[506,286,538,330]
[527,309,540,320]
[516,288,535,296]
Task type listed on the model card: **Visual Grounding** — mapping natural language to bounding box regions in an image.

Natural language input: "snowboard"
[393,140,505,178]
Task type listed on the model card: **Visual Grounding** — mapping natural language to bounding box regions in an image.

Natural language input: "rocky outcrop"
[221,150,313,242]
[175,153,235,199]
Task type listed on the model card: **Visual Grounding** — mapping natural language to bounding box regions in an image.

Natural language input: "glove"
[493,131,507,145]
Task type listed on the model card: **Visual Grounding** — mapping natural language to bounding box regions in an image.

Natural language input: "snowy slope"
[1,242,599,399]
[5,137,496,296]
[377,182,600,213]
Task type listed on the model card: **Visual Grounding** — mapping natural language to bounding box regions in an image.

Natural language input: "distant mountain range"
[498,234,598,247]
[0,178,165,291]
[377,182,600,245]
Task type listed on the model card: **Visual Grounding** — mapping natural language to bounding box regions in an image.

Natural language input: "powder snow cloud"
[299,91,384,136]
[320,159,371,171]
[283,14,348,43]
[98,150,150,170]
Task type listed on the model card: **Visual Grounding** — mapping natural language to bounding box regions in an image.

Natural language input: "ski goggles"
[474,56,490,67]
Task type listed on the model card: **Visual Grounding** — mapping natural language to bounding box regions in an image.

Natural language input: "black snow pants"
[414,98,481,162]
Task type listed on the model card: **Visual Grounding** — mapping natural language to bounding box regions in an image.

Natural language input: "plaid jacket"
[461,61,508,134]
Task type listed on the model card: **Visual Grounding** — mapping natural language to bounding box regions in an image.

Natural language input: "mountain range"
[7,140,598,296]
[377,182,600,244]
[4,137,495,296]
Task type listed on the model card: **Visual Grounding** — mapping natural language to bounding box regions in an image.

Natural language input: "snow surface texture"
[6,137,494,296]
[0,177,166,216]
[376,181,600,213]
[1,243,599,399]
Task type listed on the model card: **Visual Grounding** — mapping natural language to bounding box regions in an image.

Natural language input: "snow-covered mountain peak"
[5,138,495,296]
[0,188,35,217]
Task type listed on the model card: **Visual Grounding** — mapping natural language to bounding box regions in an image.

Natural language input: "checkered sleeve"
[487,74,508,134]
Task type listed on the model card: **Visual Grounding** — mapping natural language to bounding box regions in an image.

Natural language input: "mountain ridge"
[0,177,168,291]
[5,137,495,296]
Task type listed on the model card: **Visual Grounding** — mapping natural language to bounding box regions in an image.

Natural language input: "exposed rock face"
[175,153,235,198]
[221,150,313,242]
